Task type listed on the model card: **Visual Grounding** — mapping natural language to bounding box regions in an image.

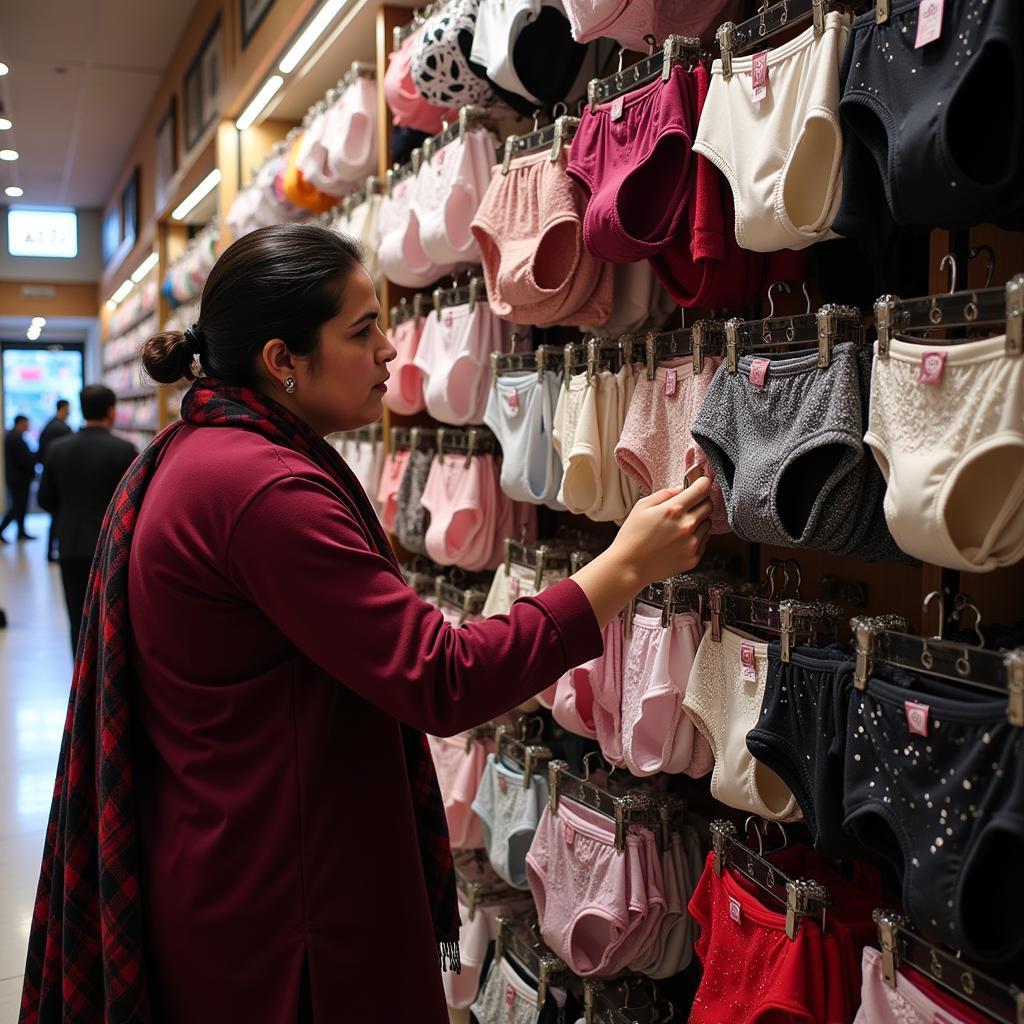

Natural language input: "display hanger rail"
[503,539,571,589]
[491,343,564,377]
[587,34,702,111]
[717,0,870,75]
[435,578,488,624]
[710,820,828,939]
[495,722,552,789]
[643,321,726,377]
[724,304,863,372]
[424,106,492,163]
[495,916,569,1007]
[874,274,1024,357]
[433,274,487,316]
[874,910,1024,1024]
[502,114,581,173]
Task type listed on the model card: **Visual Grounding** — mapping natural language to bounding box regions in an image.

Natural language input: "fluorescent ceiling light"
[235,75,284,131]
[5,185,22,197]
[171,168,221,221]
[278,0,346,73]
[110,279,134,305]
[0,118,11,130]
[130,251,159,282]
[0,64,8,77]
[0,149,18,161]
[30,316,45,327]
[26,326,40,340]
[105,299,117,311]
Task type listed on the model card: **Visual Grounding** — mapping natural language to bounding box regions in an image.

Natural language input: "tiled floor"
[0,515,74,1022]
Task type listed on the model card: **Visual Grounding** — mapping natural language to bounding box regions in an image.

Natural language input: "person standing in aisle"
[1,414,37,542]
[37,398,73,561]
[37,385,136,653]
[19,224,714,1024]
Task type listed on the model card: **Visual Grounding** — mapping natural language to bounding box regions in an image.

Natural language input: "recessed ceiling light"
[0,64,8,77]
[0,118,11,131]
[30,317,45,327]
[5,185,23,197]
[0,149,19,161]
[26,326,41,341]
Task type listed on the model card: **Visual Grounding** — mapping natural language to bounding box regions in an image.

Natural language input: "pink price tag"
[751,51,769,103]
[919,351,947,385]
[498,773,507,794]
[564,822,575,846]
[505,390,519,414]
[749,358,770,387]
[509,576,521,599]
[664,368,678,397]
[740,642,757,684]
[506,986,517,1011]
[729,896,743,924]
[915,0,944,47]
[905,700,930,737]
[610,96,625,121]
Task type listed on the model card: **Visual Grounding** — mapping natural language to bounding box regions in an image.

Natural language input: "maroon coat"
[127,425,601,1023]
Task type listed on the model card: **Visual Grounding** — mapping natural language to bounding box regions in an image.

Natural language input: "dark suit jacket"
[4,431,36,487]
[38,428,137,560]
[38,416,72,464]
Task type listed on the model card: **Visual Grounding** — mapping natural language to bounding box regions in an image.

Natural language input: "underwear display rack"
[227,0,1024,1017]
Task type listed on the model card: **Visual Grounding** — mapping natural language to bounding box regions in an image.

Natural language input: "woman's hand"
[572,475,714,630]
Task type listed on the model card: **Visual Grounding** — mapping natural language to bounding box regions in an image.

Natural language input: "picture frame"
[241,0,275,49]
[183,15,223,150]
[155,97,178,211]
[120,168,139,252]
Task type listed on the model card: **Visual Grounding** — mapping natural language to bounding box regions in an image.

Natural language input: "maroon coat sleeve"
[227,471,603,736]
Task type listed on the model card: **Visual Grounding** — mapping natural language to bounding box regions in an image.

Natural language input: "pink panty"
[526,798,650,976]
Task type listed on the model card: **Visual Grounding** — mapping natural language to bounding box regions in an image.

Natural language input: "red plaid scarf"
[21,379,460,1024]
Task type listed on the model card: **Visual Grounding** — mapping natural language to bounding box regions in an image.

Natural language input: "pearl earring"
[284,376,296,395]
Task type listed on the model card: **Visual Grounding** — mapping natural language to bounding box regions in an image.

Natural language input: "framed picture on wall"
[155,98,178,211]
[120,168,139,252]
[241,0,275,48]
[184,15,222,149]
[102,205,121,266]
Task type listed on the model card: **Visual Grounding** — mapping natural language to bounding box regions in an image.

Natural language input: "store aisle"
[0,515,73,1023]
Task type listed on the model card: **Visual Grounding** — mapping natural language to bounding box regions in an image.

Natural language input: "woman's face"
[286,267,396,435]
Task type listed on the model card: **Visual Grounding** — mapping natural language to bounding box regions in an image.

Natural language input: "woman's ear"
[260,338,296,386]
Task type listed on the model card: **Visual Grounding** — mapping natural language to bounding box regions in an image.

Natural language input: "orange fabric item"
[281,136,343,213]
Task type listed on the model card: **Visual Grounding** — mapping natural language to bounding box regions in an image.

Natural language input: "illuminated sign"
[8,208,78,258]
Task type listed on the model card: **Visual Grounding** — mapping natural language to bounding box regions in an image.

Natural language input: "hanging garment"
[280,135,346,213]
[471,150,613,327]
[335,192,383,286]
[864,334,1024,572]
[834,0,1024,238]
[376,448,412,533]
[649,64,769,310]
[691,343,901,558]
[471,754,550,889]
[566,62,700,263]
[383,317,427,416]
[693,13,852,252]
[562,0,745,49]
[470,0,587,107]
[378,173,451,288]
[385,25,459,134]
[413,128,497,267]
[428,732,494,849]
[298,77,378,194]
[485,370,565,507]
[414,301,505,425]
[621,606,712,778]
[394,446,435,554]
[683,625,802,821]
[615,356,728,530]
[843,667,1024,964]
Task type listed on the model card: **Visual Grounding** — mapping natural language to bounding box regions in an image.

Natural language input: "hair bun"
[141,330,200,385]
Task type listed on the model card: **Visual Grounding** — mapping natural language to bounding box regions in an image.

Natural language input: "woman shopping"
[21,223,712,1024]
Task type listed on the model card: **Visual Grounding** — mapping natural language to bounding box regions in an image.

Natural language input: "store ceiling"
[0,0,195,210]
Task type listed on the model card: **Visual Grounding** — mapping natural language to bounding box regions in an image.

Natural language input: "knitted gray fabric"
[691,342,903,559]
[394,447,434,555]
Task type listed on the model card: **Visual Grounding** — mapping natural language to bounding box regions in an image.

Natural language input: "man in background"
[37,399,73,562]
[39,385,136,652]
[1,415,37,542]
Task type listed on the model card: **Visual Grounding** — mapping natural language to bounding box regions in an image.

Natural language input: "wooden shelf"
[116,386,159,401]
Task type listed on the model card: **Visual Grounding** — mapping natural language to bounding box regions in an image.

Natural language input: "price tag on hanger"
[918,351,947,385]
[664,368,678,396]
[751,51,769,103]
[915,0,944,47]
[905,700,930,736]
[740,642,757,684]
[610,96,625,122]
[505,390,519,414]
[749,358,771,387]
[729,897,743,924]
